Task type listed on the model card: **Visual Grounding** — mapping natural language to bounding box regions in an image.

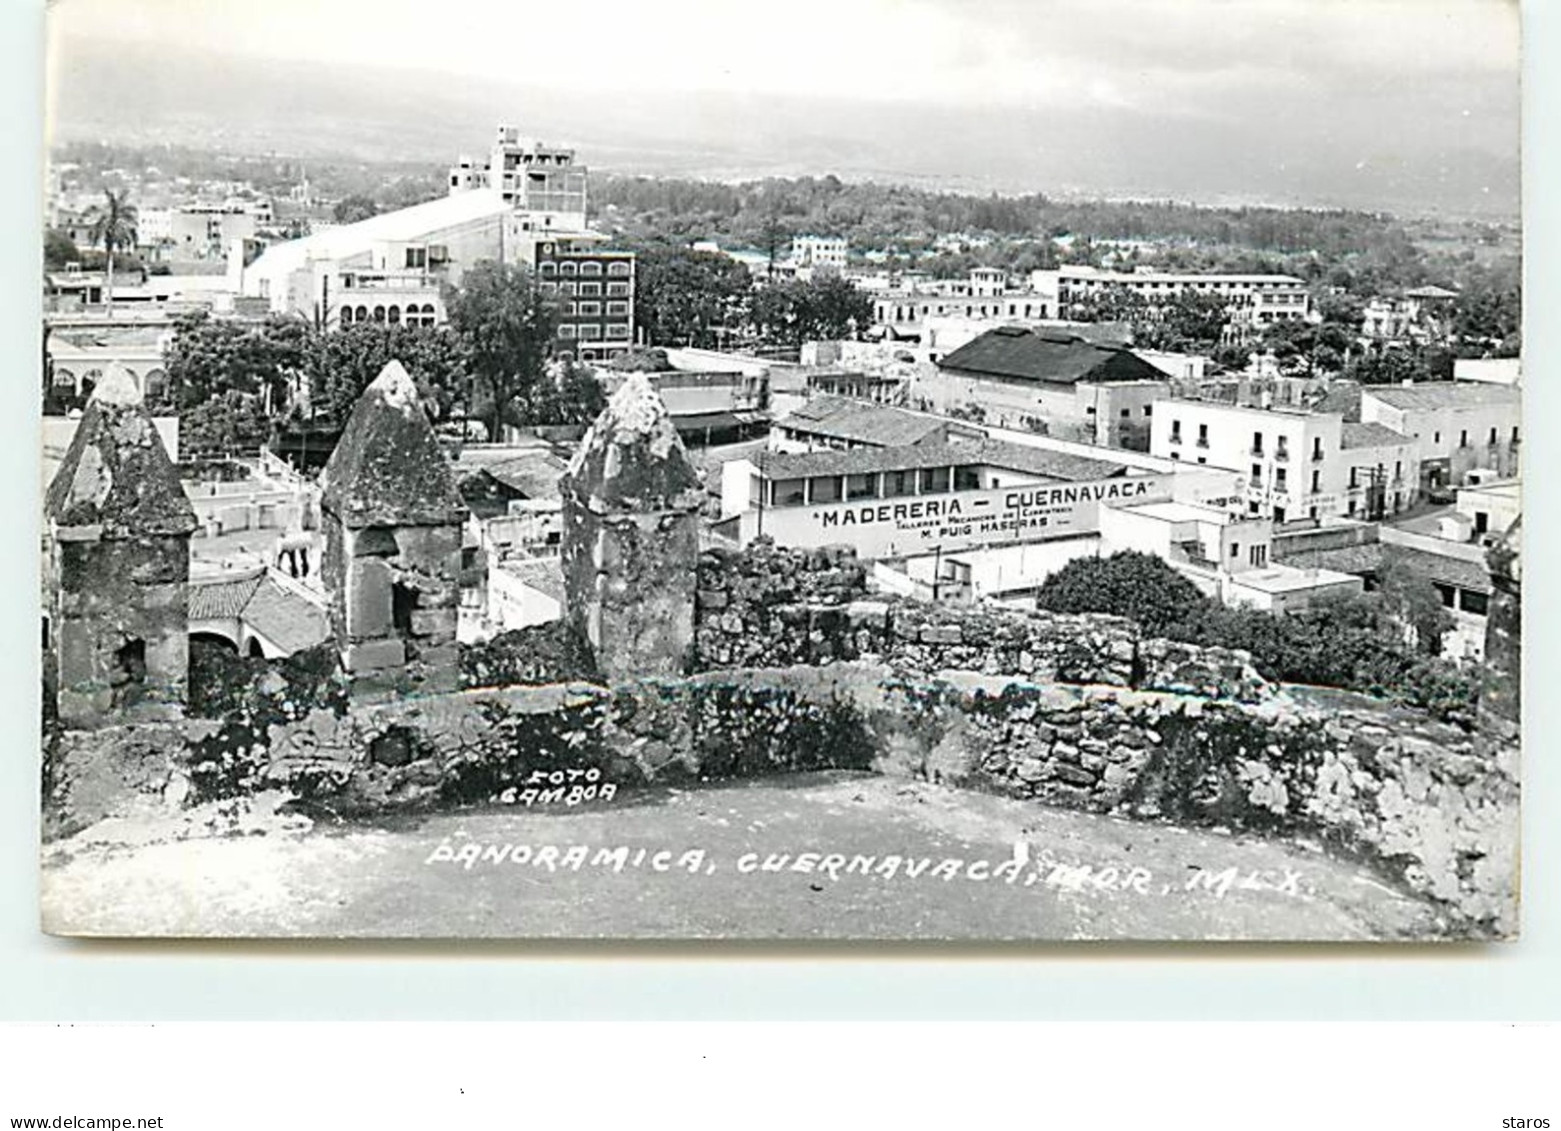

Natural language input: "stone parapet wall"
[46,660,1517,935]
[693,542,1270,703]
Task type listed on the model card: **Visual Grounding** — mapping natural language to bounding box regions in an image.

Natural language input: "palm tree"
[87,189,138,316]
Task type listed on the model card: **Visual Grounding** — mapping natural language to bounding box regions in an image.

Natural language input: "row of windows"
[539,281,631,297]
[538,260,633,277]
[765,465,984,508]
[552,301,630,317]
[1422,427,1520,448]
[1167,423,1325,461]
[340,303,438,327]
[557,323,631,340]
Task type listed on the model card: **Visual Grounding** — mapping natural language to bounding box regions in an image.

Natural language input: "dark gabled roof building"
[935,327,1167,388]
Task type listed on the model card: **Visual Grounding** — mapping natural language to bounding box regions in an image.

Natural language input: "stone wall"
[46,652,1518,935]
[693,542,1270,703]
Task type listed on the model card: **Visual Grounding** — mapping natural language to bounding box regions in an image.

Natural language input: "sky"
[44,0,1523,213]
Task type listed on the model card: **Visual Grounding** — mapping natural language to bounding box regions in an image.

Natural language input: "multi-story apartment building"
[1359,382,1521,491]
[139,204,262,262]
[448,126,589,216]
[1149,399,1420,523]
[534,240,636,357]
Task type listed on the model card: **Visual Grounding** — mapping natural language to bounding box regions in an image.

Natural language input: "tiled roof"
[480,452,570,500]
[188,574,263,620]
[241,577,331,654]
[502,557,566,604]
[936,327,1166,386]
[1363,382,1521,412]
[1278,542,1490,592]
[1341,422,1411,450]
[756,438,1125,483]
[778,395,946,448]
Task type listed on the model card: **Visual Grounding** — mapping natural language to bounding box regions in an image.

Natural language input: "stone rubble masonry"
[319,362,467,704]
[559,373,704,682]
[46,660,1519,935]
[691,542,1271,703]
[43,367,198,729]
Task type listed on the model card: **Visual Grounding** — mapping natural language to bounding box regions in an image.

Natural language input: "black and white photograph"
[36,0,1523,942]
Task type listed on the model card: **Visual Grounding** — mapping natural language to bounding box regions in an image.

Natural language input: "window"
[581,261,602,275]
[809,476,843,504]
[607,301,629,316]
[1230,542,1240,559]
[577,324,602,340]
[1349,468,1359,489]
[883,469,915,498]
[1489,427,1498,445]
[1434,583,1456,608]
[1251,464,1261,483]
[605,324,630,339]
[1312,437,1324,461]
[1273,506,1286,523]
[608,261,631,276]
[539,262,556,275]
[1143,405,1153,417]
[404,247,426,269]
[561,301,576,315]
[919,467,951,493]
[1275,437,1289,461]
[579,282,601,296]
[954,466,980,491]
[559,262,577,276]
[1170,420,1182,443]
[1434,431,1441,444]
[846,473,877,500]
[1251,430,1263,455]
[560,281,577,295]
[1197,423,1209,448]
[607,282,630,297]
[540,281,557,295]
[1120,408,1131,419]
[1249,545,1267,567]
[1460,430,1469,448]
[1512,426,1520,443]
[557,324,576,339]
[1275,468,1287,490]
[1460,589,1489,616]
[577,302,601,316]
[1310,470,1320,492]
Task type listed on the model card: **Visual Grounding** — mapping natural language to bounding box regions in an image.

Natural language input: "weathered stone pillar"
[1481,515,1521,738]
[320,361,467,703]
[559,373,703,681]
[44,367,198,729]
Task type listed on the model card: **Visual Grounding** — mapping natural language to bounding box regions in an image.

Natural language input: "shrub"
[1034,551,1205,636]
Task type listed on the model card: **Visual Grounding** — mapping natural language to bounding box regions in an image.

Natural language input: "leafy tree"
[180,389,274,458]
[632,245,752,348]
[86,189,138,315]
[443,261,557,442]
[304,322,470,430]
[157,312,310,415]
[747,275,872,347]
[332,194,379,224]
[1375,547,1455,657]
[1033,551,1204,636]
[523,359,607,426]
[43,228,80,270]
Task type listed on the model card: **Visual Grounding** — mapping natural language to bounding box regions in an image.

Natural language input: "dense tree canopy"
[746,275,874,348]
[443,261,559,442]
[631,245,753,348]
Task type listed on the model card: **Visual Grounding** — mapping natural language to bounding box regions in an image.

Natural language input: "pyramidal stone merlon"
[559,373,703,680]
[44,365,198,728]
[320,361,468,702]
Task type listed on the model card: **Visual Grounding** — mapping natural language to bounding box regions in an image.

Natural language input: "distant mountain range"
[48,35,1520,219]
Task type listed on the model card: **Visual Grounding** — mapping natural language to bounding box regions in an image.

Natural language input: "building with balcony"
[1043,266,1310,338]
[1150,399,1419,523]
[448,126,589,219]
[1359,381,1521,491]
[790,235,847,273]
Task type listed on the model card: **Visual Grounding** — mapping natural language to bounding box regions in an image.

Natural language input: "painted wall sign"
[756,473,1174,557]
